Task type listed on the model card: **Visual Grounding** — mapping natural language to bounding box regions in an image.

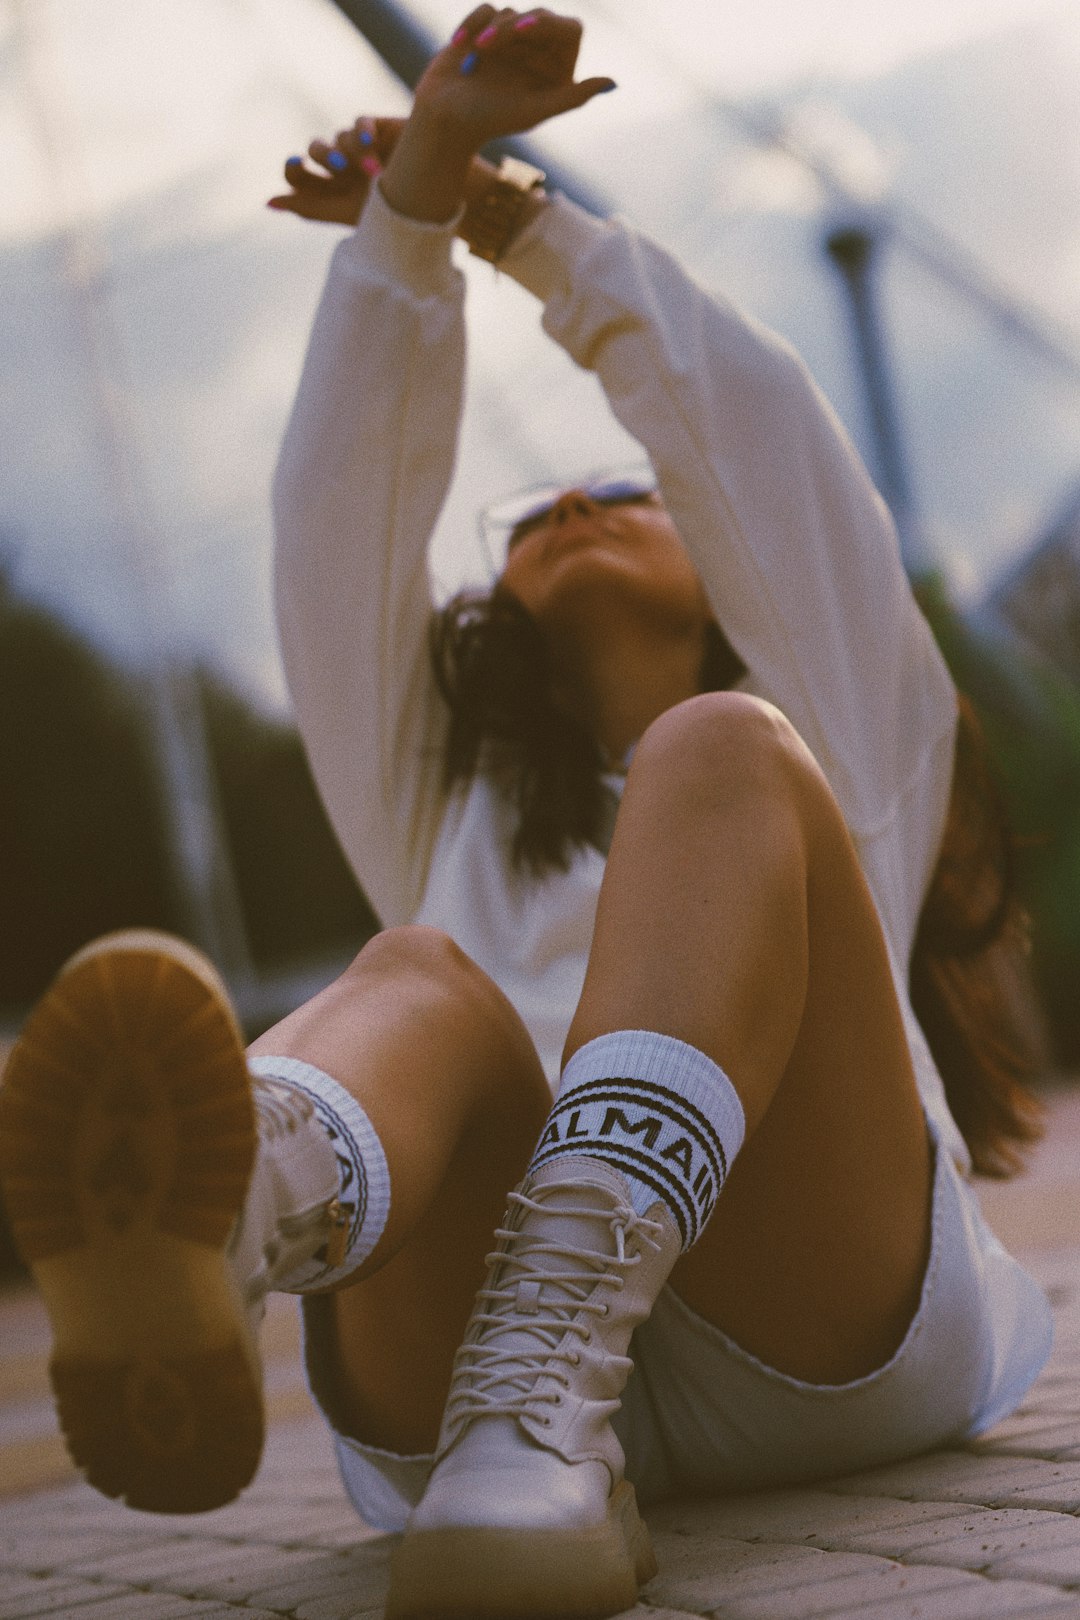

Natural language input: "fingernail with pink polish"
[361,155,382,177]
[452,25,468,44]
[514,13,538,27]
[476,24,498,44]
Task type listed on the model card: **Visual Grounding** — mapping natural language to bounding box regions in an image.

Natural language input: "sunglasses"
[478,465,658,574]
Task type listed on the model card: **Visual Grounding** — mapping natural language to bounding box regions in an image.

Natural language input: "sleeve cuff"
[498,192,612,304]
[341,181,464,298]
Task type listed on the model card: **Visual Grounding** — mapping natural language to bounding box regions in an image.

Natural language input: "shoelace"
[444,1183,665,1427]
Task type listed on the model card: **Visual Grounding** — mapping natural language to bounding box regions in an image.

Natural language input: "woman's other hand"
[267,116,404,225]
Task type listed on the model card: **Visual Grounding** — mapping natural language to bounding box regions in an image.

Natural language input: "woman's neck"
[550,616,707,764]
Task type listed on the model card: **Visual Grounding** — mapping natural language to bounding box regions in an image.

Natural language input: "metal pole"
[327,0,611,215]
[825,224,924,576]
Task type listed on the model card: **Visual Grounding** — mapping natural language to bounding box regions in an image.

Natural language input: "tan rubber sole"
[385,1478,657,1619]
[0,930,262,1513]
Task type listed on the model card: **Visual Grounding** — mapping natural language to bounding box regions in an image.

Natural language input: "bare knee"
[345,927,548,1107]
[631,692,835,837]
[347,924,478,992]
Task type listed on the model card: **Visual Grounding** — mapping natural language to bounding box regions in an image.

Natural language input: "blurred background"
[2,0,1080,1273]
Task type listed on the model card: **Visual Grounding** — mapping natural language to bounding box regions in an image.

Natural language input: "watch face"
[499,157,546,192]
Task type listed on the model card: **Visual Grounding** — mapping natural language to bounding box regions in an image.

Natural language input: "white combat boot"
[387,1155,682,1620]
[0,930,345,1513]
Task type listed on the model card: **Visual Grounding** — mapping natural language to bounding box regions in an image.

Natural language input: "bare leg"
[248,926,551,1453]
[564,692,933,1384]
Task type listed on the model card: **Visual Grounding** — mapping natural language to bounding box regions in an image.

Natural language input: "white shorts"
[301,1121,1053,1532]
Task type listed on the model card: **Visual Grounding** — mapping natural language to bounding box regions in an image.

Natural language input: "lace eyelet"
[600,1303,609,1317]
[569,1353,580,1366]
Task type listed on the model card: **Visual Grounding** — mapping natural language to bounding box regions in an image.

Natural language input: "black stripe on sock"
[548,1076,728,1186]
[535,1113,703,1236]
[530,1142,692,1247]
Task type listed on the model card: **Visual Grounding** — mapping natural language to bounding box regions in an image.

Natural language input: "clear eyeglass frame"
[476,462,658,578]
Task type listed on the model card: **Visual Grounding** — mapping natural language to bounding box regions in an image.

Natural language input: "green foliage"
[0,571,377,1277]
[196,669,378,969]
[917,573,1080,1063]
[0,579,180,1009]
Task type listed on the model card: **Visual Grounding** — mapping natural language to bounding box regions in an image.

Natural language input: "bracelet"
[463,156,547,263]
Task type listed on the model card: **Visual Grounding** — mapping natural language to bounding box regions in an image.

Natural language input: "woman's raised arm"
[271,10,614,926]
[497,198,958,957]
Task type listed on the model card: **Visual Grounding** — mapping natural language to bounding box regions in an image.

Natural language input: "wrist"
[378,109,477,225]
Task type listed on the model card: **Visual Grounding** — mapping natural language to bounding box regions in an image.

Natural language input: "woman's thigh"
[569,695,934,1385]
[671,811,933,1384]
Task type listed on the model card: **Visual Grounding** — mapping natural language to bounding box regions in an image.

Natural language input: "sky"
[2,0,1078,708]
[580,0,1076,92]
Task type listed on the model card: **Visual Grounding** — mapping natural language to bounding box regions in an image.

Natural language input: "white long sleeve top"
[273,186,966,1171]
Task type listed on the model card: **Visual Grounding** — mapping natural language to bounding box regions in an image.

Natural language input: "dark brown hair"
[431,592,1043,1176]
[909,693,1044,1175]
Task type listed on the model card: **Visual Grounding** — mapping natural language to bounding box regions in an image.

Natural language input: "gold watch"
[464,156,547,263]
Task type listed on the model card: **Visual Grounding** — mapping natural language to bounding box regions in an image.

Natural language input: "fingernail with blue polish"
[359,128,374,147]
[286,155,304,167]
[460,51,477,74]
[327,150,348,172]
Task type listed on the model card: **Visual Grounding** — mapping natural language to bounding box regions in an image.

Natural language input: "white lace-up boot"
[0,930,345,1514]
[387,1155,682,1620]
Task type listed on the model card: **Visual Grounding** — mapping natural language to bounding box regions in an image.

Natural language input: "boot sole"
[0,929,262,1513]
[385,1478,657,1619]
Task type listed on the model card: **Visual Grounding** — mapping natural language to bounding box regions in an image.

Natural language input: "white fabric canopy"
[3,0,1078,709]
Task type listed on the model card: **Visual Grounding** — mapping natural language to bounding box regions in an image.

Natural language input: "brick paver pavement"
[3,1090,1080,1619]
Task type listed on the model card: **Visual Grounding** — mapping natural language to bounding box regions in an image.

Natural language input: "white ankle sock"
[528,1030,745,1251]
[247,1055,391,1289]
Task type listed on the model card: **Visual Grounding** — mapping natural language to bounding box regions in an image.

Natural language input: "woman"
[0,9,1052,1619]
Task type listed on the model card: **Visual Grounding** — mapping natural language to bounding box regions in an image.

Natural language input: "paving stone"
[972,1422,1080,1458]
[29,1593,220,1619]
[645,1538,904,1609]
[104,1538,315,1595]
[649,1489,971,1548]
[825,1452,1080,1509]
[987,1538,1080,1582]
[825,1574,1078,1618]
[0,1574,136,1618]
[256,1544,392,1617]
[710,1561,974,1618]
[193,1546,351,1604]
[0,1531,173,1574]
[617,1609,704,1619]
[905,1511,1080,1571]
[835,1506,1078,1561]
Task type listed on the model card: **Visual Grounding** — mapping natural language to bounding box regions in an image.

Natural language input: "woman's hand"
[380,6,612,224]
[267,117,403,225]
[268,10,613,230]
[413,5,615,151]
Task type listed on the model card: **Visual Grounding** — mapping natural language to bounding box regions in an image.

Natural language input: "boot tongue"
[466,1157,631,1382]
[438,1158,646,1452]
[510,1156,630,1279]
